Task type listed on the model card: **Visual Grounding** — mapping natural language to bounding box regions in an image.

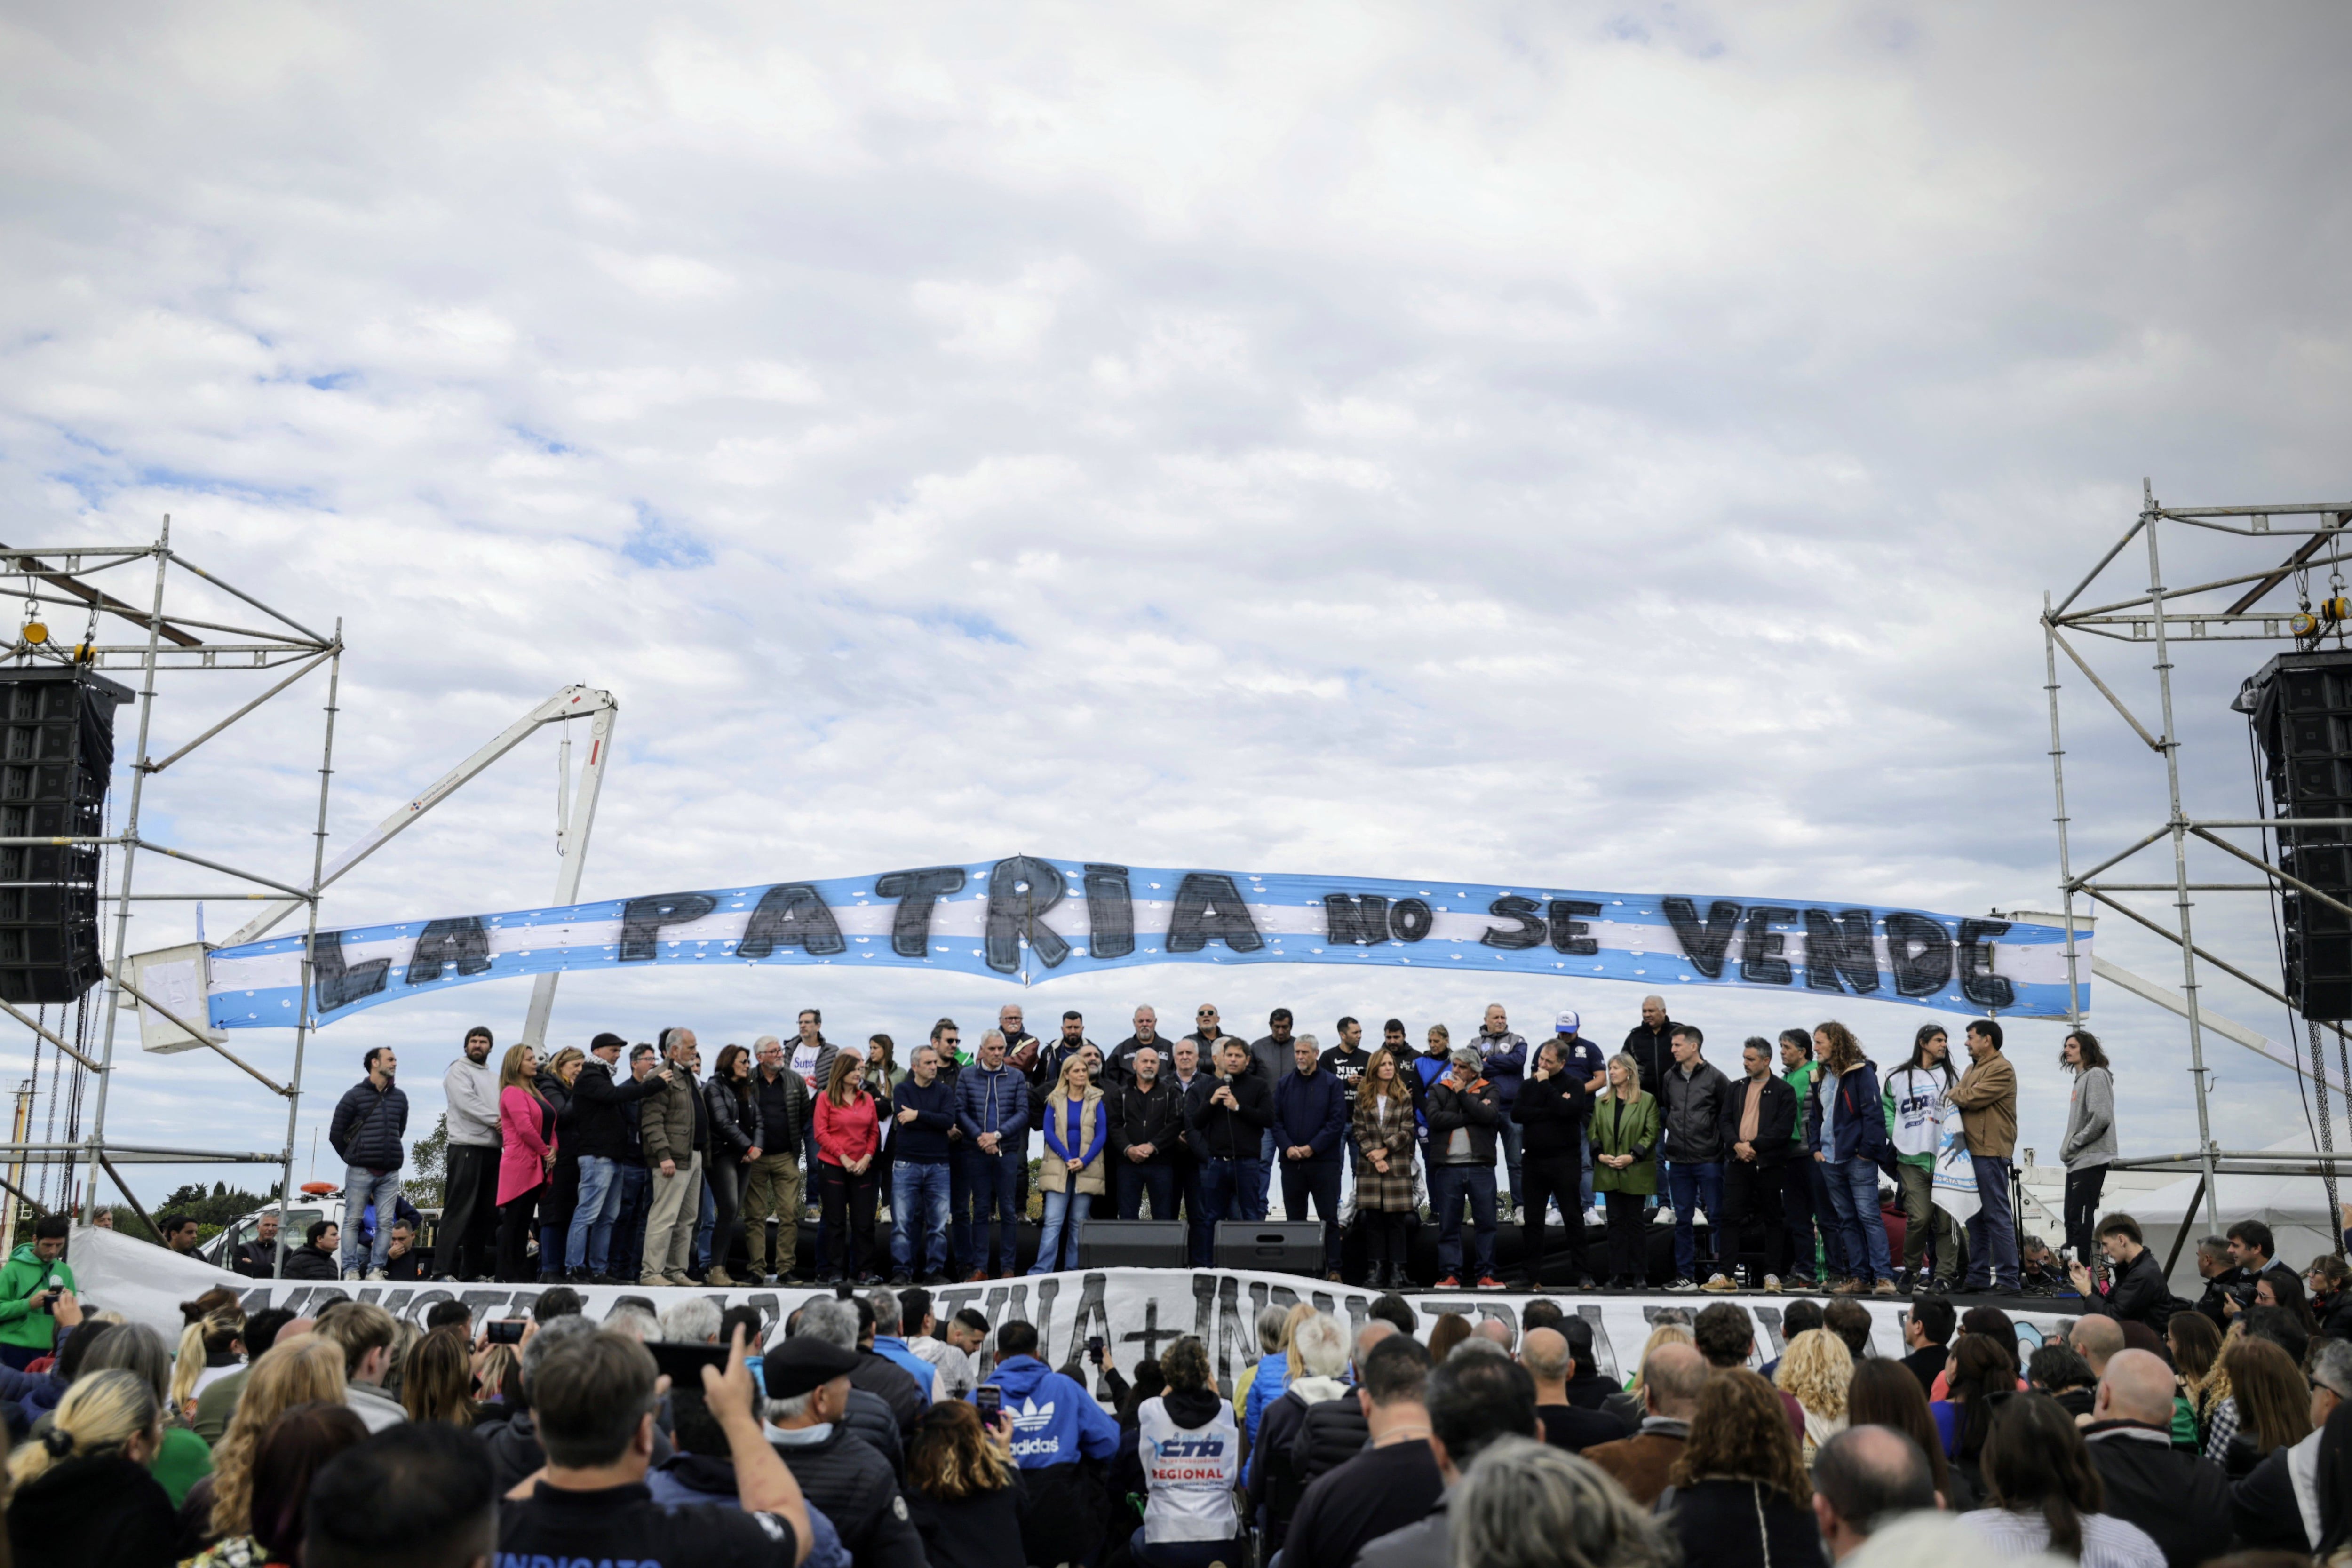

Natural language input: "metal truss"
[2046,485,2352,1241]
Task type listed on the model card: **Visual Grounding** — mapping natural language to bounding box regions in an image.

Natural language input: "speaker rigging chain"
[2312,1019,2342,1249]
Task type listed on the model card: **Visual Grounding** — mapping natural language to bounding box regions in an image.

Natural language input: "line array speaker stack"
[2241,649,2352,1020]
[0,665,131,1003]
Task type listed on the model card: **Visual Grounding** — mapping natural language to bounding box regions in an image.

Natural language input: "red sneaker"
[1477,1275,1505,1290]
[1432,1275,1460,1289]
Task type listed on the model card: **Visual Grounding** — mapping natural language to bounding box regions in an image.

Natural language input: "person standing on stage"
[1542,1011,1607,1228]
[330,1046,408,1281]
[1031,1011,1091,1117]
[1353,1044,1421,1288]
[1511,1032,1597,1290]
[1622,995,1677,1099]
[740,1034,810,1285]
[438,1027,501,1282]
[1184,1037,1273,1264]
[1030,1052,1108,1274]
[998,1002,1040,1079]
[1474,1004,1530,1220]
[1778,1028,1833,1289]
[1660,1025,1731,1292]
[1952,1018,2021,1294]
[1250,1008,1296,1211]
[1426,1046,1504,1289]
[636,1026,706,1288]
[700,1043,764,1288]
[888,1040,956,1284]
[1710,1036,1796,1292]
[495,1043,555,1284]
[1884,1024,1962,1293]
[1106,1004,1167,1088]
[1807,1021,1895,1295]
[787,1009,837,1241]
[1591,1051,1659,1289]
[1322,1019,1375,1105]
[1110,1044,1182,1221]
[562,1031,673,1284]
[2058,1028,2116,1272]
[955,1028,1030,1280]
[1275,1034,1348,1281]
[815,1053,884,1284]
[1168,1035,1209,1242]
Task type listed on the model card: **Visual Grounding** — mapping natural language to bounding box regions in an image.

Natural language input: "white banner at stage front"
[71,1227,2075,1395]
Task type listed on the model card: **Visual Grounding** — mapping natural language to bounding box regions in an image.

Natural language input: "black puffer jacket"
[1510,1069,1594,1159]
[328,1079,408,1171]
[565,1058,666,1162]
[701,1074,764,1158]
[1289,1391,1371,1482]
[774,1425,927,1568]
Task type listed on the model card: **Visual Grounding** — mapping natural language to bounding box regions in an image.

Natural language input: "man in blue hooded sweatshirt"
[972,1317,1119,1566]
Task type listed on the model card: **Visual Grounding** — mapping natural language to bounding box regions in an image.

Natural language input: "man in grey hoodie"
[437,1026,501,1281]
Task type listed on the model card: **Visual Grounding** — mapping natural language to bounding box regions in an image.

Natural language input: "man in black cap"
[494,1325,811,1567]
[765,1335,927,1568]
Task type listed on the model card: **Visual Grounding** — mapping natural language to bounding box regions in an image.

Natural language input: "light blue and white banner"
[199,855,2089,1028]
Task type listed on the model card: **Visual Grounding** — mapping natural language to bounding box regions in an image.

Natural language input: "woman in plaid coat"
[1353,1045,1421,1289]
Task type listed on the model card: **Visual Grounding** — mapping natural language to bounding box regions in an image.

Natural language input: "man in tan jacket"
[1581,1341,1705,1507]
[1950,1019,2019,1293]
[637,1027,706,1287]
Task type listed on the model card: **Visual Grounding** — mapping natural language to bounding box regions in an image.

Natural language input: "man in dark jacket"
[1473,1003,1530,1219]
[888,1041,956,1284]
[327,1047,408,1280]
[1660,1026,1732,1292]
[763,1336,925,1568]
[1029,1010,1093,1119]
[231,1212,285,1278]
[561,1033,675,1283]
[1184,1037,1273,1265]
[1621,995,1677,1098]
[1510,1031,1597,1289]
[1104,1004,1169,1089]
[2083,1349,2233,1568]
[1425,1049,1502,1289]
[2071,1213,2185,1333]
[955,1031,1030,1280]
[2189,1235,2249,1326]
[1274,1035,1348,1281]
[284,1218,342,1279]
[1708,1037,1797,1291]
[1109,1044,1183,1222]
[744,1034,812,1285]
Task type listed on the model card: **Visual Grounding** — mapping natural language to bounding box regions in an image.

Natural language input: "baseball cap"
[1555,1011,1580,1035]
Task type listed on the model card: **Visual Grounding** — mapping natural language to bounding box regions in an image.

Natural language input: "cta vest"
[1136,1396,1240,1543]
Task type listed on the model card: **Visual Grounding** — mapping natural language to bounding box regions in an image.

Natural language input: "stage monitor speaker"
[1077,1219,1188,1269]
[0,665,131,1004]
[1213,1220,1324,1274]
[2243,649,2352,1019]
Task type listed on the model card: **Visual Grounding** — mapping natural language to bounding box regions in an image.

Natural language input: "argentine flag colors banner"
[199,854,2089,1030]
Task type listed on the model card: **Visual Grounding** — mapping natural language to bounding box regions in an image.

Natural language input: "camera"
[484,1319,527,1345]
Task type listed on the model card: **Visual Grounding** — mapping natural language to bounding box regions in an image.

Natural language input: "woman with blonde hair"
[171,1296,245,1420]
[199,1334,348,1547]
[2204,1335,2310,1472]
[78,1322,212,1507]
[399,1324,478,1427]
[534,1044,587,1284]
[496,1041,556,1282]
[1029,1051,1106,1276]
[814,1051,883,1283]
[1665,1369,1823,1568]
[1772,1327,1854,1462]
[186,1401,371,1568]
[1592,1051,1660,1290]
[1353,1044,1420,1288]
[7,1368,177,1565]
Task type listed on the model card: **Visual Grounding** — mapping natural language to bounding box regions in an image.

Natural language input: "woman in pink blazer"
[496,1043,556,1282]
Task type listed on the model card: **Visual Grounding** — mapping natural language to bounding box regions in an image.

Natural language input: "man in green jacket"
[0,1214,77,1370]
[1778,1030,1828,1289]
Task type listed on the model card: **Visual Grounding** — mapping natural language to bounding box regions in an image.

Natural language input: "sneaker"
[1701,1274,1737,1293]
[366,1268,389,1281]
[1834,1278,1867,1295]
[1763,1274,1783,1293]
[1476,1275,1505,1291]
[1922,1276,1952,1294]
[638,1271,670,1288]
[342,1267,362,1281]
[1873,1279,1900,1296]
[1433,1275,1461,1289]
[1783,1273,1818,1292]
[1666,1277,1700,1293]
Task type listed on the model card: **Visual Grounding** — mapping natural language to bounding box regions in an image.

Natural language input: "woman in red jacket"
[814,1053,882,1284]
[496,1043,556,1283]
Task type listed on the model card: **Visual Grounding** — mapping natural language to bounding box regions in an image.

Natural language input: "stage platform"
[73,1225,2084,1387]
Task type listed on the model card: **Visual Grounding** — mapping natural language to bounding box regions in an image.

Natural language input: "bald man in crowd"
[1812,1425,1938,1560]
[2081,1348,2231,1568]
[2069,1313,2125,1379]
[1522,1327,1630,1452]
[1580,1340,1705,1506]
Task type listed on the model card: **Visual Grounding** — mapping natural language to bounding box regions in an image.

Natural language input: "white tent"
[2133,1137,2349,1297]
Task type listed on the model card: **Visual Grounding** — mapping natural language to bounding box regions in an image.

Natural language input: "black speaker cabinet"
[1213,1220,1325,1274]
[0,665,130,1004]
[2243,650,2352,1019]
[1076,1219,1188,1268]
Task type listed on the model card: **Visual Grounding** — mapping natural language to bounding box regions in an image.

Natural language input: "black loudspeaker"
[1077,1219,1188,1268]
[0,666,130,1004]
[1213,1220,1325,1274]
[2243,650,2352,1019]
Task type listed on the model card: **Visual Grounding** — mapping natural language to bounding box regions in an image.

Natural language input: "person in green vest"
[0,1214,79,1371]
[1591,1051,1660,1290]
[1778,1029,1832,1289]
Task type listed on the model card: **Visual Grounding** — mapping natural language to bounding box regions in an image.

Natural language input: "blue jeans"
[693,1178,715,1269]
[1666,1160,1724,1281]
[1822,1156,1893,1283]
[340,1165,401,1274]
[1029,1188,1091,1274]
[962,1145,1026,1275]
[608,1162,651,1280]
[1967,1154,2018,1289]
[1195,1156,1265,1265]
[1279,1158,1344,1272]
[565,1156,624,1274]
[1430,1162,1497,1279]
[892,1162,951,1276]
[1117,1162,1176,1220]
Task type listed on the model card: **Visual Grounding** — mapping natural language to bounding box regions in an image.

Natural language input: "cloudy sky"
[3,2,2350,1212]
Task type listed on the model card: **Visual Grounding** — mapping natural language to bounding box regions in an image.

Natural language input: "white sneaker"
[1701,1273,1737,1293]
[366,1268,389,1281]
[342,1267,361,1281]
[1764,1274,1783,1293]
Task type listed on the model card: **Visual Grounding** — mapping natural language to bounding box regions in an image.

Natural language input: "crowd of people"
[267,997,2097,1295]
[0,1202,2349,1568]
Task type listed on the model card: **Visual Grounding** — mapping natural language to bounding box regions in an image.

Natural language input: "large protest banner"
[198,855,2088,1029]
[72,1227,2073,1395]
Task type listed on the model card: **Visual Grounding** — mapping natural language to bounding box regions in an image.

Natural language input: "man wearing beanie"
[765,1336,926,1568]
